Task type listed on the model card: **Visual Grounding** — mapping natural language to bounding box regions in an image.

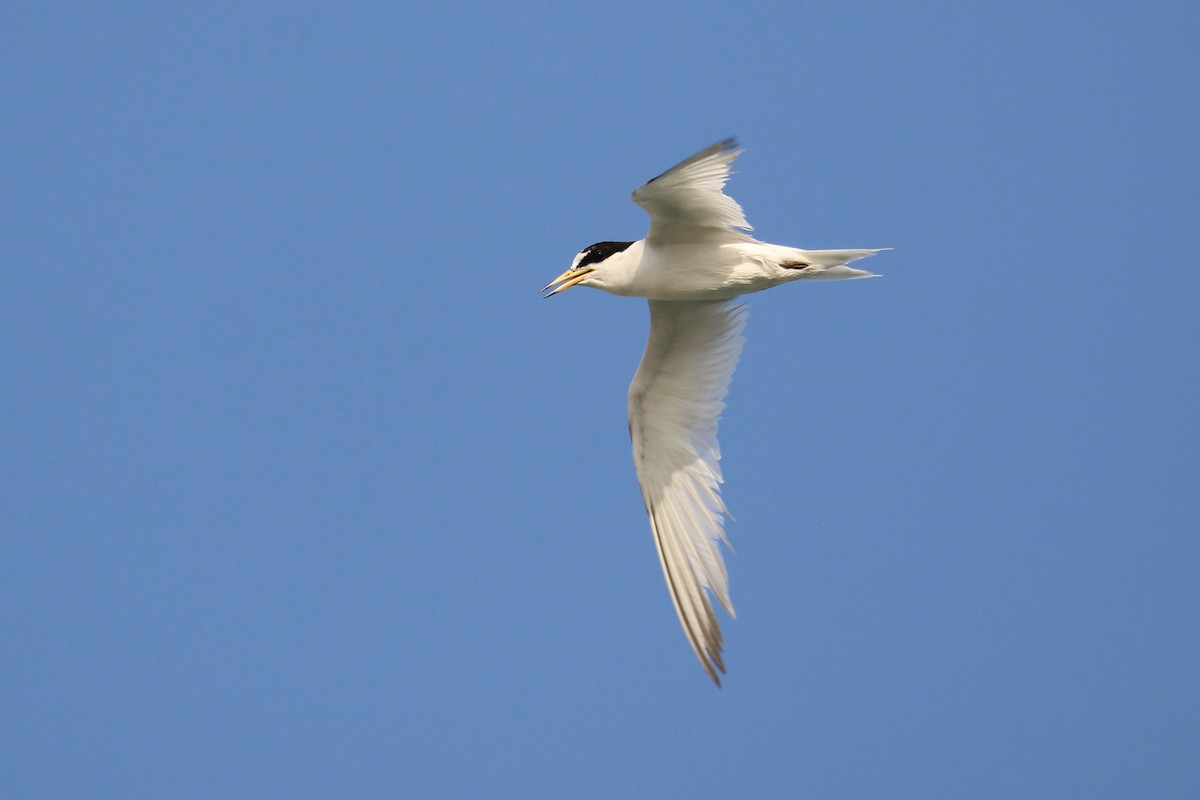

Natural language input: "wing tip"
[705,657,726,687]
[700,136,743,165]
[645,137,742,185]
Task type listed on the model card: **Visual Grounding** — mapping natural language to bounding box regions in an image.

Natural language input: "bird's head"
[542,240,636,297]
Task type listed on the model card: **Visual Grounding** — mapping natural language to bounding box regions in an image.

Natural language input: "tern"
[543,139,885,685]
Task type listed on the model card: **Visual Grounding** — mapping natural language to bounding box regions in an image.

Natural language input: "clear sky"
[2,1,1196,798]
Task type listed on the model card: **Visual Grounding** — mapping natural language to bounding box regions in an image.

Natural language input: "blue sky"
[2,1,1196,797]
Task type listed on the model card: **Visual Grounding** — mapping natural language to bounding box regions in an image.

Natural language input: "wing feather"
[628,299,748,684]
[631,139,754,244]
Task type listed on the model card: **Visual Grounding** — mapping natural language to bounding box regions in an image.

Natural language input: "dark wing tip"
[645,137,740,185]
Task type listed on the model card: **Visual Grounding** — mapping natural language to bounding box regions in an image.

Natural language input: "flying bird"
[543,139,885,685]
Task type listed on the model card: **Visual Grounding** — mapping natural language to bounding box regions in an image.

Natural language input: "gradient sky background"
[2,2,1197,798]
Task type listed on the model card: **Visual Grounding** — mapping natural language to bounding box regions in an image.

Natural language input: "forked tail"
[794,247,888,279]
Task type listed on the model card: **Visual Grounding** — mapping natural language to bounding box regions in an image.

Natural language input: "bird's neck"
[593,240,645,296]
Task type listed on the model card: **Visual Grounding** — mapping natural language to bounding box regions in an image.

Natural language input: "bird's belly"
[631,246,777,300]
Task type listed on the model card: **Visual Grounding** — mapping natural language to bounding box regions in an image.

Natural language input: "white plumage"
[544,139,885,684]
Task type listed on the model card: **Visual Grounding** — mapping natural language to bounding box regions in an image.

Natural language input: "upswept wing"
[631,139,754,244]
[628,299,748,684]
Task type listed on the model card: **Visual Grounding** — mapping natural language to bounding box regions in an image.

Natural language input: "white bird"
[543,139,885,685]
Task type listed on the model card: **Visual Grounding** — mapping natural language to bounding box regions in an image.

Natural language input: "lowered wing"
[628,299,748,684]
